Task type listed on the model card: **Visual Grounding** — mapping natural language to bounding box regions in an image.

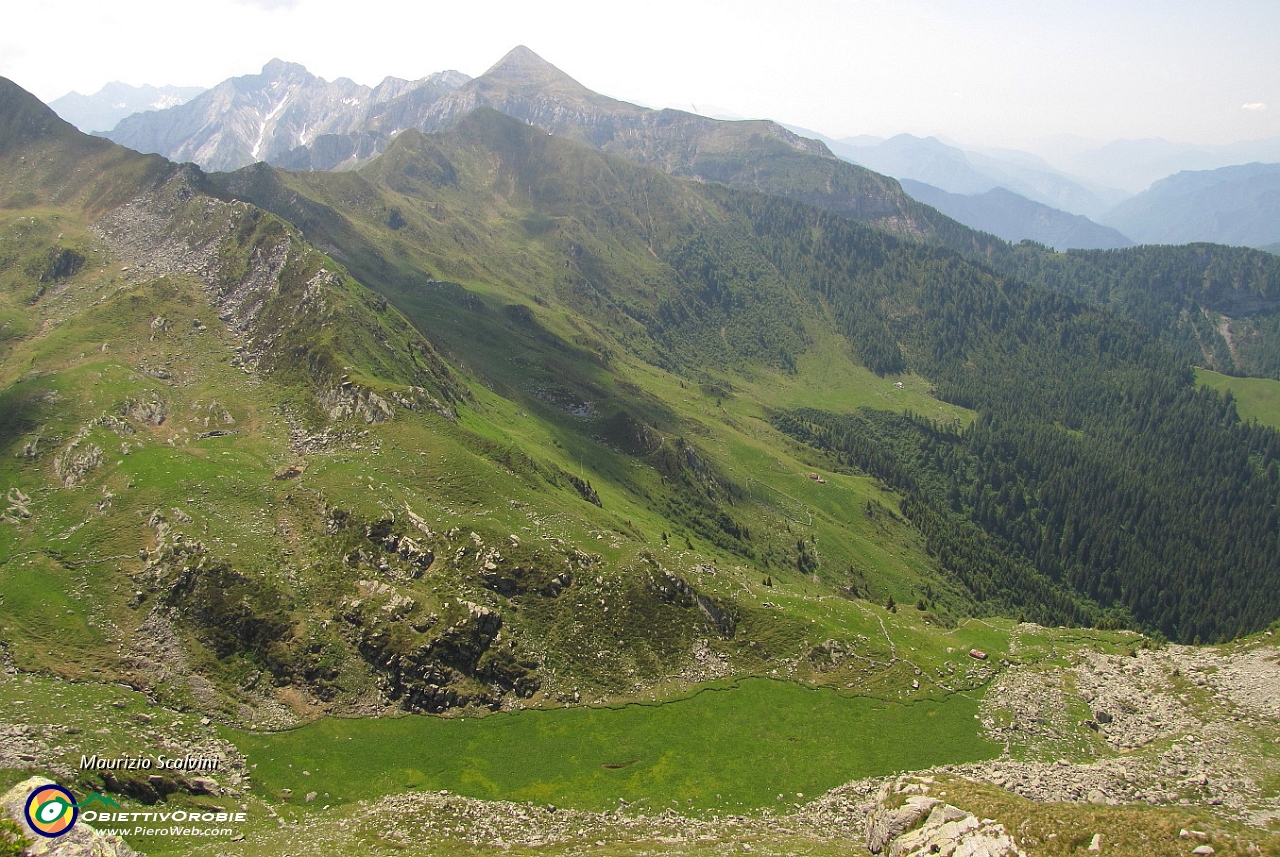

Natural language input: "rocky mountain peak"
[480,45,583,91]
[428,69,472,89]
[258,57,314,83]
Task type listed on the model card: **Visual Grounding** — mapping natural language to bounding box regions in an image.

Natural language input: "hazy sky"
[2,0,1276,148]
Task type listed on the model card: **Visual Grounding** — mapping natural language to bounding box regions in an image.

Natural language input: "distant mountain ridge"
[1055,136,1280,194]
[91,51,1280,263]
[900,180,1133,250]
[49,81,206,132]
[102,47,955,241]
[815,132,1127,218]
[1098,162,1280,248]
[105,59,471,172]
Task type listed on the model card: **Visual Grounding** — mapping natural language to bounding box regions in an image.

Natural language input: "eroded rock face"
[1,776,140,856]
[346,589,539,713]
[318,383,394,424]
[889,807,1021,857]
[46,248,87,281]
[93,174,287,337]
[53,439,103,488]
[655,569,737,639]
[364,518,434,575]
[122,397,168,427]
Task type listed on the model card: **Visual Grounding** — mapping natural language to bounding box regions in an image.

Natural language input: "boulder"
[187,777,220,797]
[866,794,941,853]
[865,780,1024,857]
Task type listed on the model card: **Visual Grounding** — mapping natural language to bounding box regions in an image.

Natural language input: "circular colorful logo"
[23,784,78,838]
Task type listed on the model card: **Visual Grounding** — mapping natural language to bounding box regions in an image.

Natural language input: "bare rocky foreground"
[970,631,1280,827]
[266,775,1023,856]
[184,769,1273,857]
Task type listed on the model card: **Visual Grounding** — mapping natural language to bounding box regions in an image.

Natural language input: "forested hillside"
[981,242,1280,378]
[776,393,1280,643]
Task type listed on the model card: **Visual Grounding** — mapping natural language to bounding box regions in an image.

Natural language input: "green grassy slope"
[212,108,1280,642]
[3,81,981,732]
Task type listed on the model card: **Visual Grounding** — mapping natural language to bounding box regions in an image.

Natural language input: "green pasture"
[230,677,997,813]
[1197,368,1280,429]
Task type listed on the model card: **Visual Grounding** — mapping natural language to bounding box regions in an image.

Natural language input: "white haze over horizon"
[2,0,1276,154]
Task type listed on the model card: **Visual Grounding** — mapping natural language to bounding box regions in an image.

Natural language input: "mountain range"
[103,48,936,242]
[818,131,1127,219]
[49,81,206,133]
[107,45,1280,379]
[800,131,1280,253]
[1048,135,1280,195]
[93,48,1280,255]
[1098,162,1280,248]
[104,58,471,171]
[899,179,1133,250]
[4,46,1280,855]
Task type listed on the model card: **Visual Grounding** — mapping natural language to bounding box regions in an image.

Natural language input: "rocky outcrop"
[91,169,294,338]
[866,794,942,853]
[53,438,102,488]
[121,396,167,426]
[479,560,571,599]
[564,473,601,507]
[38,247,86,282]
[345,587,539,712]
[969,631,1280,818]
[865,777,1023,857]
[348,516,436,578]
[92,161,463,416]
[655,568,737,639]
[2,488,32,523]
[887,807,1021,857]
[318,382,395,424]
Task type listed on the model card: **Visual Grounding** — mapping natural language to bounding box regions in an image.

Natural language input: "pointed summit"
[483,46,560,78]
[479,46,586,92]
